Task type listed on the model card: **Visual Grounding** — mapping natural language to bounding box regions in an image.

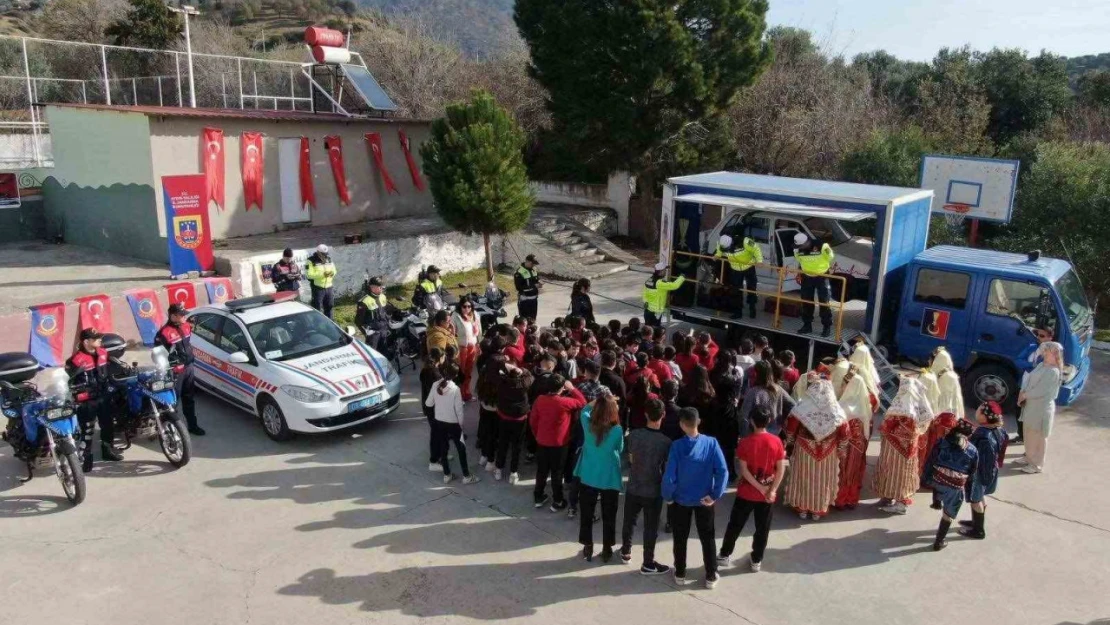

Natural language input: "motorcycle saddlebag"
[102,333,128,358]
[0,352,39,384]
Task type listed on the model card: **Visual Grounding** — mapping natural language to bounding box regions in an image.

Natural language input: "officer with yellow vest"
[513,254,542,321]
[355,276,398,352]
[715,234,763,319]
[794,232,835,337]
[643,262,686,328]
[305,244,337,318]
[414,265,450,312]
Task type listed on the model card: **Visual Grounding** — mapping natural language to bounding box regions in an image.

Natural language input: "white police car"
[186,292,401,440]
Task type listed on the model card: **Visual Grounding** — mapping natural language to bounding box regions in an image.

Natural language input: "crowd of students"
[416,306,1061,588]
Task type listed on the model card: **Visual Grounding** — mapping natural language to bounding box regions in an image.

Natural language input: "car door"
[898,266,977,366]
[212,317,267,403]
[188,312,228,392]
[974,277,1056,371]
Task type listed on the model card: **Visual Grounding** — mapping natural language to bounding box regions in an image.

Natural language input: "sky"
[766,0,1109,61]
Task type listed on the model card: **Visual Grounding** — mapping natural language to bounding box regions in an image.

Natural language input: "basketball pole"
[969,218,980,247]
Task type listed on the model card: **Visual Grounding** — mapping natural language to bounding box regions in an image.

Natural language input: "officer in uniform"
[714,234,763,319]
[305,244,337,318]
[414,265,450,312]
[272,248,302,294]
[156,303,204,436]
[355,276,398,352]
[794,232,836,337]
[642,262,686,328]
[514,254,541,322]
[66,328,123,470]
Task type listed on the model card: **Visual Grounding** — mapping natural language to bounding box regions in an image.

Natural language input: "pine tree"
[420,90,535,281]
[105,0,184,49]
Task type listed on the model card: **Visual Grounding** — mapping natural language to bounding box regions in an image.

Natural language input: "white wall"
[531,172,632,235]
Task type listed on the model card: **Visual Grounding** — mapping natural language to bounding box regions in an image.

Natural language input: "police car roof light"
[225,291,298,312]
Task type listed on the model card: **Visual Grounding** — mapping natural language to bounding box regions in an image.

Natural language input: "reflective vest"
[643,274,686,314]
[795,243,835,277]
[715,237,763,271]
[420,278,442,295]
[515,266,539,299]
[360,292,388,310]
[305,257,337,288]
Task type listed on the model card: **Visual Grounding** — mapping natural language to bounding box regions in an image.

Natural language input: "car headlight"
[383,361,399,384]
[281,385,333,404]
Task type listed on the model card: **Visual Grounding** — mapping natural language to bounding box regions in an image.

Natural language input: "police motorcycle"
[103,335,192,468]
[0,355,86,505]
[463,282,508,334]
[401,267,460,358]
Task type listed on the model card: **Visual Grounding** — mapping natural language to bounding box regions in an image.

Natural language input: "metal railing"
[669,250,849,342]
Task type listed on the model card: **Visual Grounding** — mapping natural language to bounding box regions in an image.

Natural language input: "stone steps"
[513,208,639,281]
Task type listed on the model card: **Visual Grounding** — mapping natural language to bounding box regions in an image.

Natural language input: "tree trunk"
[483,232,495,282]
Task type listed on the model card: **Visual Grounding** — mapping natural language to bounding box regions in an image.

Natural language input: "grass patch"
[1096,329,1110,343]
[332,267,518,328]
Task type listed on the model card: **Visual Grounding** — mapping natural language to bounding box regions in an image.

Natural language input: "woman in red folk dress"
[784,377,850,521]
[834,368,874,509]
[875,377,935,515]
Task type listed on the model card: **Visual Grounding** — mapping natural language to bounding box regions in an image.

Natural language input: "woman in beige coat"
[1017,342,1064,474]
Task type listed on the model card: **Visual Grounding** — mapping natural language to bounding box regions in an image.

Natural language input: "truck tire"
[964,363,1018,412]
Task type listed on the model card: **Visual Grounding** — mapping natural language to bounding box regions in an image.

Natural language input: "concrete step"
[549,229,576,241]
[578,253,607,265]
[564,242,590,253]
[585,262,629,278]
[570,247,601,259]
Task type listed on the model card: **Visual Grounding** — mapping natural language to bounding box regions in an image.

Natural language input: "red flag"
[365,132,399,195]
[75,294,113,335]
[324,135,350,205]
[299,136,316,210]
[202,127,225,211]
[398,130,425,192]
[165,282,198,310]
[241,131,264,211]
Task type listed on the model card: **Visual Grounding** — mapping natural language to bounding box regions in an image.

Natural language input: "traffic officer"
[305,244,337,318]
[272,248,302,294]
[794,232,836,337]
[156,303,204,436]
[514,254,541,322]
[66,328,122,470]
[714,234,763,319]
[414,265,450,311]
[355,276,397,352]
[642,262,686,328]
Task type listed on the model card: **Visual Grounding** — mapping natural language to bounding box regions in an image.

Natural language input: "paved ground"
[2,272,1108,625]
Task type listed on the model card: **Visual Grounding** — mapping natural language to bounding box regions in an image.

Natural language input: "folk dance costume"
[783,379,849,520]
[875,377,935,514]
[922,420,978,551]
[849,344,882,413]
[834,373,873,509]
[919,412,960,501]
[961,402,1008,540]
[829,358,851,396]
[918,369,941,412]
[918,355,964,487]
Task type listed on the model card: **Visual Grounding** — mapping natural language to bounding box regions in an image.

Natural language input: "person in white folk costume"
[929,347,965,420]
[783,377,850,520]
[874,376,936,514]
[849,342,882,409]
[834,367,875,508]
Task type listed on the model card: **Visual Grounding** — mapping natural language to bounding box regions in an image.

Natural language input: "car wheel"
[257,396,294,442]
[964,363,1018,413]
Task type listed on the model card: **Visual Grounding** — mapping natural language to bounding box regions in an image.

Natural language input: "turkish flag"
[241,131,264,211]
[165,282,198,309]
[365,132,399,195]
[299,136,316,210]
[398,130,425,192]
[202,127,225,211]
[75,294,113,336]
[324,135,350,205]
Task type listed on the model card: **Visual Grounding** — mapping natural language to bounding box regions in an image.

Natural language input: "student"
[737,339,756,371]
[625,351,660,392]
[663,346,682,383]
[530,376,587,511]
[678,365,716,439]
[662,407,729,589]
[420,348,445,471]
[753,335,770,361]
[626,375,659,431]
[710,351,745,484]
[659,379,683,441]
[647,345,674,384]
[961,401,1008,540]
[639,326,654,355]
[575,392,625,562]
[740,360,796,437]
[495,364,534,484]
[922,419,978,551]
[598,350,628,429]
[621,398,673,575]
[621,334,641,367]
[425,364,480,484]
[696,332,719,372]
[476,354,506,471]
[607,319,623,339]
[674,336,701,381]
[718,405,787,572]
[779,350,801,389]
[567,361,605,519]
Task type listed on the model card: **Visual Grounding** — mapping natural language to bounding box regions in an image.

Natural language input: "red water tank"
[304,26,345,47]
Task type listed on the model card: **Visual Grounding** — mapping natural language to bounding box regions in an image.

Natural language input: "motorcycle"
[465,282,509,334]
[1,358,86,505]
[107,344,192,468]
[386,303,427,369]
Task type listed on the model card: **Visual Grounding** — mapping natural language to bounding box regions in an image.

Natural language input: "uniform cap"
[793,232,809,247]
[168,303,188,316]
[719,235,733,249]
[282,247,294,258]
[367,276,384,287]
[426,265,441,274]
[79,328,103,341]
[525,254,539,265]
[316,244,329,254]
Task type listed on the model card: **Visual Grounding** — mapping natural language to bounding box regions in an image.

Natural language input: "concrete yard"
[1,271,1108,625]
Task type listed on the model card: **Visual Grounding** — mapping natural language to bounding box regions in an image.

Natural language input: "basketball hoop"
[941,203,971,228]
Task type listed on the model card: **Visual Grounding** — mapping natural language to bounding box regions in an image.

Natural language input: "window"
[913,268,970,309]
[218,320,253,355]
[190,313,223,343]
[721,213,770,244]
[987,279,1057,334]
[248,309,350,362]
[803,217,851,246]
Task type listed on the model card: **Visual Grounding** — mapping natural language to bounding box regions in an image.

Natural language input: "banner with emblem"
[165,282,198,310]
[364,132,399,195]
[202,127,225,211]
[162,174,215,276]
[29,302,66,366]
[204,277,235,305]
[75,294,113,336]
[125,289,164,346]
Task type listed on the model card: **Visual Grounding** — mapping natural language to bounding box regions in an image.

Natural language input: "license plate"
[347,394,382,413]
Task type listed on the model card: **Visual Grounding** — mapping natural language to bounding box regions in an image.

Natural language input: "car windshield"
[1055,269,1092,332]
[803,217,851,246]
[247,310,350,362]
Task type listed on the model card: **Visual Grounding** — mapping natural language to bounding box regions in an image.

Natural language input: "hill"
[355,0,516,57]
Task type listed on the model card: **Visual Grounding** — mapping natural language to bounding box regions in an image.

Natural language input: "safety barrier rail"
[668,249,849,342]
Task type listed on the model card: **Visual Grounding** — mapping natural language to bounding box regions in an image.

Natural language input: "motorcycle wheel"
[54,448,86,505]
[159,416,192,468]
[399,337,419,360]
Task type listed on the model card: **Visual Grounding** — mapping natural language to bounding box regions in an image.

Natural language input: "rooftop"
[669,171,932,206]
[915,245,1073,281]
[40,103,431,125]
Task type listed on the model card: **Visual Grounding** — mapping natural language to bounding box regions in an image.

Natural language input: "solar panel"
[340,64,398,112]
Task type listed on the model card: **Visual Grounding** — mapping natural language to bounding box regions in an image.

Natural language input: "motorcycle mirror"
[228,351,250,364]
[345,325,357,337]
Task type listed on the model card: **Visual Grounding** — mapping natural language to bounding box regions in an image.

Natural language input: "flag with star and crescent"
[202,127,225,211]
[75,294,113,337]
[241,131,265,211]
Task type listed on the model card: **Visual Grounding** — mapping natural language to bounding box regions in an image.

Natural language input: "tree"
[1077,70,1110,109]
[105,0,183,48]
[420,90,535,281]
[514,0,772,175]
[915,47,992,155]
[36,0,127,43]
[852,50,929,113]
[975,49,1072,144]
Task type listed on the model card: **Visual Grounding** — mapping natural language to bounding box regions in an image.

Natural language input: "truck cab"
[894,246,1093,408]
[702,209,873,299]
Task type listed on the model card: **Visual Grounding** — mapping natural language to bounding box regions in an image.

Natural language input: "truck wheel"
[964,363,1018,412]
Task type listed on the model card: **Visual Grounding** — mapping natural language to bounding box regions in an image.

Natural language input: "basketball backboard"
[919,155,1019,223]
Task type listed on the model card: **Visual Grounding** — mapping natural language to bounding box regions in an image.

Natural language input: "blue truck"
[660,172,1093,409]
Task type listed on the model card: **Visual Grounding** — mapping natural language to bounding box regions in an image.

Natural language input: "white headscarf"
[830,358,851,396]
[849,344,881,399]
[930,347,954,376]
[918,369,941,410]
[934,369,965,419]
[791,378,847,441]
[839,374,873,432]
[887,376,935,429]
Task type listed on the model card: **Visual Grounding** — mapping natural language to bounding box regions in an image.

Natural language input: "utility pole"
[168,4,200,108]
